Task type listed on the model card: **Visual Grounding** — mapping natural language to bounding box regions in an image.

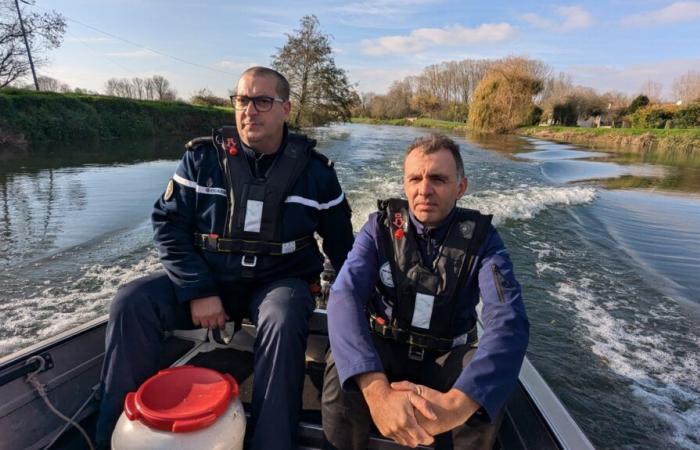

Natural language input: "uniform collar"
[240,123,289,158]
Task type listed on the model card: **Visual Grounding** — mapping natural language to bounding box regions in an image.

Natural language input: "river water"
[1,124,699,449]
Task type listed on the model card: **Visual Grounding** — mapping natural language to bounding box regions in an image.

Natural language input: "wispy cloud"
[360,23,514,56]
[334,0,443,28]
[620,1,700,27]
[105,49,159,59]
[335,0,440,16]
[522,6,592,32]
[65,36,112,44]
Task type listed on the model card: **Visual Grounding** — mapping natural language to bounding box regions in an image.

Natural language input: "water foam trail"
[551,278,700,449]
[0,253,161,357]
[462,186,597,225]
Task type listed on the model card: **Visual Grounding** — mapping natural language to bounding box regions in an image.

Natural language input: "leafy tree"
[627,95,650,114]
[552,102,577,126]
[0,3,66,88]
[272,15,354,127]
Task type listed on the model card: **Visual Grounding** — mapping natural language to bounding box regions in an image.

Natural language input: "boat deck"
[0,313,592,450]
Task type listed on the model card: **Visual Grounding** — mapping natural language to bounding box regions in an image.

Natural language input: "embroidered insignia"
[164,179,174,201]
[379,262,394,288]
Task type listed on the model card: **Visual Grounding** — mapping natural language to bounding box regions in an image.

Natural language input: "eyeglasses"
[230,95,285,112]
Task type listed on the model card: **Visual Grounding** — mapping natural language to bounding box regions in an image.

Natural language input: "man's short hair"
[237,66,290,101]
[405,133,465,178]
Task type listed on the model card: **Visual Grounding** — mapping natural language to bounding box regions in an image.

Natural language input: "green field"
[0,89,233,147]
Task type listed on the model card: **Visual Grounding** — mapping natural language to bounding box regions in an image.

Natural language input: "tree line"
[104,75,177,101]
[357,58,700,132]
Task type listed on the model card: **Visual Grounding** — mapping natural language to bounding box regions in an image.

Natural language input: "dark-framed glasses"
[230,95,285,112]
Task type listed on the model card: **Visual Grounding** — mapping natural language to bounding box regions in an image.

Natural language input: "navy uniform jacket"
[327,208,529,420]
[152,130,354,303]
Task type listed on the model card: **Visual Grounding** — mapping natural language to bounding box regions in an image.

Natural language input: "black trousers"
[95,271,315,450]
[321,336,502,450]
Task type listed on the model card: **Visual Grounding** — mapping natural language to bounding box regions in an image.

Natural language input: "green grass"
[351,116,468,131]
[0,88,233,146]
[518,125,700,138]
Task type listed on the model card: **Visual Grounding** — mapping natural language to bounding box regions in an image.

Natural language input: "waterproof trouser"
[95,271,315,450]
[321,336,503,450]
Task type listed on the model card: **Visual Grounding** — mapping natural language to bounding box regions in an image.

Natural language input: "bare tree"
[31,75,70,92]
[640,80,663,102]
[672,70,700,104]
[131,77,145,100]
[105,75,176,101]
[0,3,66,88]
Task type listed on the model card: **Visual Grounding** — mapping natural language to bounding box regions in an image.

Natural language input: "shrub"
[630,104,678,128]
[673,103,700,128]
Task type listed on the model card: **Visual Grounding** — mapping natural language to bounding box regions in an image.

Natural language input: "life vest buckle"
[241,254,258,267]
[407,345,425,361]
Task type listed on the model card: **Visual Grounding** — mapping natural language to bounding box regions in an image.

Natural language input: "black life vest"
[190,126,317,260]
[376,198,492,341]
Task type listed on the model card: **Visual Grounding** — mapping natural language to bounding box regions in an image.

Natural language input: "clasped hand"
[359,373,480,448]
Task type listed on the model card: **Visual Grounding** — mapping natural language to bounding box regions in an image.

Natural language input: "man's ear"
[457,176,468,198]
[282,101,292,116]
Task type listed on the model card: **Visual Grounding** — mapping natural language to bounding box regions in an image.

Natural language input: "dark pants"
[321,336,502,450]
[95,271,315,450]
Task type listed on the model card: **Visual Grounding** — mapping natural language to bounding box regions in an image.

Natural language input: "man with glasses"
[95,67,354,450]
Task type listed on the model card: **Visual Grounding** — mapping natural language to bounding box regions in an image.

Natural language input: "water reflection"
[0,138,185,268]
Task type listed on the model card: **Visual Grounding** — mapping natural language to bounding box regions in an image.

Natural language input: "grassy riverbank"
[0,89,232,149]
[517,126,700,159]
[351,116,468,131]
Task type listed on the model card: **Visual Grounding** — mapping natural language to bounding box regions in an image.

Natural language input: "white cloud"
[360,23,514,56]
[105,49,159,59]
[621,1,700,27]
[522,6,592,32]
[348,67,422,93]
[216,60,260,72]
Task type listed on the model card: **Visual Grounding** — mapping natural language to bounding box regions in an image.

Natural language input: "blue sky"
[32,0,700,100]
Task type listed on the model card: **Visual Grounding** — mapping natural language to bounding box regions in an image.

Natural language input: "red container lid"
[123,365,239,433]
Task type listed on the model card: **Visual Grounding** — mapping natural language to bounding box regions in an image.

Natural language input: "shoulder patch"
[185,136,213,151]
[164,179,174,201]
[311,149,334,168]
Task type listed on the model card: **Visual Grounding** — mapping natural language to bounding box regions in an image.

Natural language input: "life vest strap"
[194,233,314,255]
[369,314,478,353]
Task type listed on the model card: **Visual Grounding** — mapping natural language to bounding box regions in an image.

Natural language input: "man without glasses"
[322,134,529,449]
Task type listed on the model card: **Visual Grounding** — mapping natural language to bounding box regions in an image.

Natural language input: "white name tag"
[411,293,435,329]
[244,200,263,233]
[281,241,296,254]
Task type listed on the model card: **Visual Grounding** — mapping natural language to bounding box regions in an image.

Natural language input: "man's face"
[403,147,467,227]
[235,73,290,153]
